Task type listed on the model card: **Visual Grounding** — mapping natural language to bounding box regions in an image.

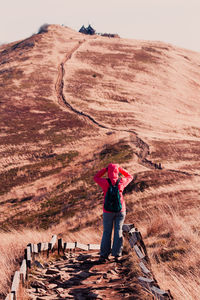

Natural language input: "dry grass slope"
[0,24,200,299]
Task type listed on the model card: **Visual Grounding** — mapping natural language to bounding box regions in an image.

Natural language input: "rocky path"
[27,250,135,300]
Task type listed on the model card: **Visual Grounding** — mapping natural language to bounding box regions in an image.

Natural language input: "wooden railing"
[5,235,57,300]
[5,225,173,300]
[122,224,173,299]
[4,235,101,300]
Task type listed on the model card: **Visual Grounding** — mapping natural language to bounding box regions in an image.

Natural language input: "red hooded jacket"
[94,163,133,213]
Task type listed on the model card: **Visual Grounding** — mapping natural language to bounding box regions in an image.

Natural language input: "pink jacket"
[94,163,133,213]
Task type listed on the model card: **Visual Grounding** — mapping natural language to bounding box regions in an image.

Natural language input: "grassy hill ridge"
[0,24,200,299]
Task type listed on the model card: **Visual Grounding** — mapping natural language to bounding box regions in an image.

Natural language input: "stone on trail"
[26,250,136,299]
[108,269,118,275]
[36,296,58,300]
[31,280,46,290]
[34,260,45,269]
[46,268,60,275]
[48,274,61,282]
[59,292,74,299]
[77,271,91,279]
[56,287,64,293]
[47,283,57,289]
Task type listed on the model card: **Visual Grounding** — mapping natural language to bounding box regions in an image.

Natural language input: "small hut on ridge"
[79,24,96,35]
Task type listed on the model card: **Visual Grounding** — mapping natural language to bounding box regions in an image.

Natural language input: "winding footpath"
[55,40,200,177]
[54,40,157,170]
[55,42,108,130]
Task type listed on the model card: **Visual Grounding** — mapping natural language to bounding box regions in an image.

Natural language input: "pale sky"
[0,0,199,52]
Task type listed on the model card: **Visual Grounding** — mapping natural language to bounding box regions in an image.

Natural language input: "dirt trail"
[55,41,108,130]
[54,40,157,170]
[27,250,138,300]
[54,40,200,177]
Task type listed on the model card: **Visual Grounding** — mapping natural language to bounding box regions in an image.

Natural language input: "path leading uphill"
[54,40,200,177]
[54,40,159,171]
[55,40,108,130]
[26,250,139,300]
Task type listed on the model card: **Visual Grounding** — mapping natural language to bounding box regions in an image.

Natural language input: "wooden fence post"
[58,238,63,255]
[63,242,67,254]
[5,294,13,300]
[122,224,172,299]
[139,261,151,276]
[6,234,61,300]
[150,286,170,299]
[41,242,48,257]
[134,245,145,259]
[11,271,20,300]
[37,242,41,256]
[19,259,27,286]
[26,245,31,269]
[30,243,34,261]
[122,223,135,232]
[50,235,57,252]
[47,235,57,257]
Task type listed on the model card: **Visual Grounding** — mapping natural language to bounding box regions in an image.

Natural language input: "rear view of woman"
[94,163,133,262]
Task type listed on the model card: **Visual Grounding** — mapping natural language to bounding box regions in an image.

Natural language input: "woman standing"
[94,163,133,262]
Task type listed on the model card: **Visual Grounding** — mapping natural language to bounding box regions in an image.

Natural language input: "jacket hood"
[107,163,119,184]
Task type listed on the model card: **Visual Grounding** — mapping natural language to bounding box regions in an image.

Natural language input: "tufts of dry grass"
[0,228,52,298]
[0,221,102,298]
[163,268,200,300]
[146,215,168,238]
[141,207,200,300]
[119,240,154,299]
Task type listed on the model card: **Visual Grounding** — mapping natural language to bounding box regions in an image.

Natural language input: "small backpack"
[104,178,122,212]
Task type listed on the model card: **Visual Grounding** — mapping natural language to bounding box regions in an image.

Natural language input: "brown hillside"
[0,24,200,299]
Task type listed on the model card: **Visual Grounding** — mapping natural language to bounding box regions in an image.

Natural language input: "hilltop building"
[79,25,119,38]
[86,25,95,35]
[79,25,96,35]
[79,25,88,35]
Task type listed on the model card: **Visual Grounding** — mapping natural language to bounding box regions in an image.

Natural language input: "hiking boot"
[114,255,121,262]
[98,256,108,264]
